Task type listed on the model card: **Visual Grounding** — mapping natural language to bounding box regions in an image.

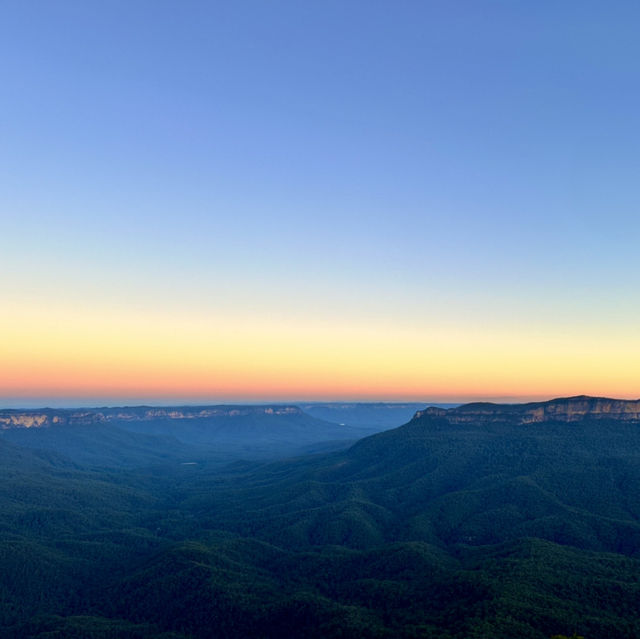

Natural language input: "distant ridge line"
[414,395,640,424]
[0,405,304,429]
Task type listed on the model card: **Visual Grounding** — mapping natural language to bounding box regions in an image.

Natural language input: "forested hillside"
[2,397,640,638]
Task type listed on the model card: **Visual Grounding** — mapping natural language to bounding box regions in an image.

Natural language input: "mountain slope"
[192,396,640,554]
[4,396,640,638]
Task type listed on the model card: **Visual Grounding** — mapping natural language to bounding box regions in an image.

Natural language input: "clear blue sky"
[2,1,640,404]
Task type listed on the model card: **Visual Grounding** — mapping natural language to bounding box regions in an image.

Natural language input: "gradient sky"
[2,1,640,405]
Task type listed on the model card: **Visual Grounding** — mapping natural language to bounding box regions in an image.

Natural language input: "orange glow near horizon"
[2,302,639,404]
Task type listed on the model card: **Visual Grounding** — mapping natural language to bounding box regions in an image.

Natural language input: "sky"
[2,1,640,406]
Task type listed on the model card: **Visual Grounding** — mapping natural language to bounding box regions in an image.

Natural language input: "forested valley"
[1,397,639,638]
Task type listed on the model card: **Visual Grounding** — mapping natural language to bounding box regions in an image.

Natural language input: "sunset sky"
[2,2,640,406]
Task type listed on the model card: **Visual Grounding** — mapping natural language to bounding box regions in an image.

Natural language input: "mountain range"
[0,404,389,465]
[1,396,640,638]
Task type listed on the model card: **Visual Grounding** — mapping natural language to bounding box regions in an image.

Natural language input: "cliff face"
[97,405,302,422]
[414,396,640,425]
[5,397,640,431]
[0,405,303,429]
[0,410,104,429]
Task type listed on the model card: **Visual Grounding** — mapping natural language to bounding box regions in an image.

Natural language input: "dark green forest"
[1,399,640,638]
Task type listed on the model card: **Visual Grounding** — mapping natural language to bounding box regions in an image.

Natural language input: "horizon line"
[1,393,639,411]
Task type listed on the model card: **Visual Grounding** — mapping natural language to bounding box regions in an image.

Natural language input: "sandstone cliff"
[414,396,640,425]
[0,405,304,429]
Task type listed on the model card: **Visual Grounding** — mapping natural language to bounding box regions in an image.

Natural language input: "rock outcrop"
[0,405,304,429]
[414,396,640,425]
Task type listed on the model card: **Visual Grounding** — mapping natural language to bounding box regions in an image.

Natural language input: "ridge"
[0,405,304,429]
[413,395,640,424]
